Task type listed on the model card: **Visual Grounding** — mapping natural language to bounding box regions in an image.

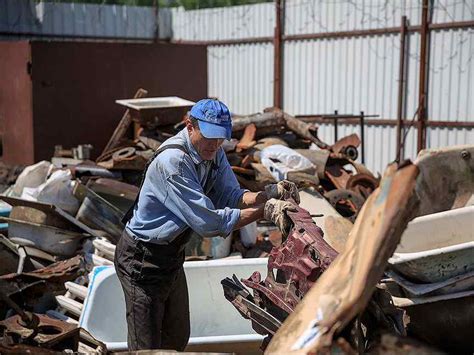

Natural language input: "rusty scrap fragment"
[222,202,338,336]
[0,313,79,352]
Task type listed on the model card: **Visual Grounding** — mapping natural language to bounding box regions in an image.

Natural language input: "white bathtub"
[389,206,474,283]
[79,258,268,352]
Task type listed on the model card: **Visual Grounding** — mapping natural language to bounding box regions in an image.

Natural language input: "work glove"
[265,180,300,204]
[264,198,297,239]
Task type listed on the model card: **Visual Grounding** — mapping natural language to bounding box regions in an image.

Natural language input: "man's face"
[186,118,224,161]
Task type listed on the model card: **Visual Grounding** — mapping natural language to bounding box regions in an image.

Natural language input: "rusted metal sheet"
[73,183,124,243]
[0,256,85,319]
[0,196,103,240]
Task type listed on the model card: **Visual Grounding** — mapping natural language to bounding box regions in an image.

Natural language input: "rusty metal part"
[74,183,123,243]
[0,196,104,240]
[0,291,39,330]
[87,178,138,201]
[281,111,330,150]
[417,0,430,152]
[396,16,408,162]
[1,255,84,282]
[330,133,360,156]
[369,333,445,354]
[231,166,255,176]
[222,275,282,336]
[325,164,352,190]
[253,137,288,151]
[0,313,79,352]
[236,123,257,152]
[346,173,379,199]
[112,147,136,161]
[250,163,276,184]
[295,149,330,179]
[414,146,474,217]
[273,0,283,108]
[325,189,365,223]
[285,171,319,187]
[266,162,420,353]
[235,175,264,192]
[0,256,85,318]
[244,203,338,315]
[403,292,473,353]
[232,112,285,133]
[101,88,148,157]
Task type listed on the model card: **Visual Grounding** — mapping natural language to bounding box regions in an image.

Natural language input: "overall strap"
[121,144,189,224]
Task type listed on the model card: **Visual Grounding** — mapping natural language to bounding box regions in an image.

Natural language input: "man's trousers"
[114,230,190,351]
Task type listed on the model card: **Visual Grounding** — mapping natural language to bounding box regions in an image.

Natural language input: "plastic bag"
[35,169,80,215]
[261,144,315,181]
[11,161,52,197]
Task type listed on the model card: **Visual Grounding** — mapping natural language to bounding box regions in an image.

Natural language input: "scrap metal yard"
[0,0,473,354]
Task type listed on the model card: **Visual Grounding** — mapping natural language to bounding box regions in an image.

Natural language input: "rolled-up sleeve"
[210,151,248,209]
[164,163,241,238]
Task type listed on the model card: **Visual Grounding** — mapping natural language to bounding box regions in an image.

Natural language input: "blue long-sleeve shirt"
[126,128,246,244]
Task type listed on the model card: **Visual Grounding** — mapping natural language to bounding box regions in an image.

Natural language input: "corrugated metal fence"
[0,0,472,173]
[171,0,474,173]
[0,0,171,40]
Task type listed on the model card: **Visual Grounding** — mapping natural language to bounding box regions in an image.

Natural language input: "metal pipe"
[295,116,474,128]
[273,0,284,108]
[170,20,474,47]
[360,111,365,164]
[334,110,338,143]
[5,20,472,47]
[396,16,408,161]
[417,0,430,152]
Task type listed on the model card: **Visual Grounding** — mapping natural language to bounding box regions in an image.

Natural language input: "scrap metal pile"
[0,91,380,353]
[222,145,474,354]
[1,90,471,354]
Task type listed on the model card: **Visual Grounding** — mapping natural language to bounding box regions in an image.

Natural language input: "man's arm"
[233,204,265,230]
[238,191,268,208]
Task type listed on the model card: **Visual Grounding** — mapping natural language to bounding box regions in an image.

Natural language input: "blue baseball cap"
[189,99,232,140]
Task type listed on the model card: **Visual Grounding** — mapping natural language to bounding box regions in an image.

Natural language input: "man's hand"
[265,180,300,204]
[264,198,297,238]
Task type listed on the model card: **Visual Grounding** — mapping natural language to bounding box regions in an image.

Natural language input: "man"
[114,99,299,351]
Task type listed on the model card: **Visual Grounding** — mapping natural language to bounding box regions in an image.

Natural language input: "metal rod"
[360,111,365,164]
[5,20,472,47]
[334,110,338,143]
[273,0,284,108]
[396,16,408,161]
[295,116,474,128]
[171,19,474,46]
[417,0,430,152]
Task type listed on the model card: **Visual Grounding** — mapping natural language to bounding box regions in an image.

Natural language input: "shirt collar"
[182,128,204,165]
